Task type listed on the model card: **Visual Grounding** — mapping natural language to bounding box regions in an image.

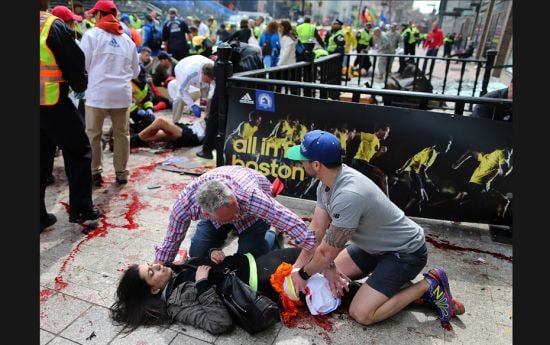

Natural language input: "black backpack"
[262,35,272,56]
[148,25,162,50]
[218,270,280,334]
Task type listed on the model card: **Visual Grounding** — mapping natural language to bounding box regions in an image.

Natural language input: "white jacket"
[79,27,140,108]
[277,35,297,66]
[174,55,215,107]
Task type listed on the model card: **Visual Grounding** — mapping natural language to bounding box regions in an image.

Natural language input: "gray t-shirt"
[316,164,425,254]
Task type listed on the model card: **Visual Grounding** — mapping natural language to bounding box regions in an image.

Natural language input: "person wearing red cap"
[51,5,82,38]
[40,0,100,232]
[79,0,140,186]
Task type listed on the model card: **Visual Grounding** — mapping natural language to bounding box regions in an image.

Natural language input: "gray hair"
[196,180,234,214]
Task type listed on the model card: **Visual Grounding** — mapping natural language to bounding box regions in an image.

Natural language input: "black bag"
[148,25,162,50]
[218,269,280,334]
[262,35,272,56]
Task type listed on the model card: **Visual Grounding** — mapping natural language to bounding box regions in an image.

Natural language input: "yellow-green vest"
[296,23,316,43]
[327,29,344,53]
[130,82,153,112]
[401,27,417,44]
[40,12,65,106]
[357,28,371,45]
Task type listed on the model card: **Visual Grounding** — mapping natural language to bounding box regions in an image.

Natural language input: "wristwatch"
[298,267,311,281]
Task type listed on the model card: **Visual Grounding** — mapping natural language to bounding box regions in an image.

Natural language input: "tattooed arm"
[291,223,356,297]
[301,224,356,277]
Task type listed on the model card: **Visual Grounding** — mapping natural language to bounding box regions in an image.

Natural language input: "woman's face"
[138,263,173,294]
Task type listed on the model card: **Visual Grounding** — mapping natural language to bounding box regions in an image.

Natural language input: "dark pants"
[169,48,189,61]
[353,44,371,72]
[201,92,219,155]
[399,43,416,72]
[40,97,93,220]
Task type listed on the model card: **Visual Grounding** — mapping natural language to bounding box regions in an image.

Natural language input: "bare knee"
[349,304,377,325]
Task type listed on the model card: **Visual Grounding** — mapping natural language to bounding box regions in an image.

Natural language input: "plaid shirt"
[155,166,316,263]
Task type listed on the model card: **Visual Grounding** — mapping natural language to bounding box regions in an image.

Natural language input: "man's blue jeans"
[189,218,280,258]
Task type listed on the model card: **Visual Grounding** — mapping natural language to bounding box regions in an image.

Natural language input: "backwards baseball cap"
[87,0,117,16]
[286,130,342,164]
[157,51,172,60]
[51,6,82,22]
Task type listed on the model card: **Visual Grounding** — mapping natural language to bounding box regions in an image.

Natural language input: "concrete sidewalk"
[40,117,512,345]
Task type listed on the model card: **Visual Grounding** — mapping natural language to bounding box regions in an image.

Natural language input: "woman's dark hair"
[240,19,248,29]
[110,264,168,332]
[279,20,296,39]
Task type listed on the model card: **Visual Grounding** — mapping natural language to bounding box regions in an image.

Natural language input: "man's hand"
[379,145,388,153]
[195,265,211,281]
[290,268,308,296]
[322,264,351,298]
[209,249,225,264]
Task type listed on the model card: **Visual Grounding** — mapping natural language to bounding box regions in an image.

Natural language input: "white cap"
[305,274,341,315]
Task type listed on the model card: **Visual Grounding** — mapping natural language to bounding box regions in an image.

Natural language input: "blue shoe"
[423,267,454,324]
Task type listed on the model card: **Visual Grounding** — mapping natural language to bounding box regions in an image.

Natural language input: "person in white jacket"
[173,55,215,123]
[79,0,140,186]
[277,20,298,95]
[277,20,297,66]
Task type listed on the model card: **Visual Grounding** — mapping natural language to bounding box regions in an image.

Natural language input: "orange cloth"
[95,14,123,35]
[130,27,141,46]
[270,262,304,325]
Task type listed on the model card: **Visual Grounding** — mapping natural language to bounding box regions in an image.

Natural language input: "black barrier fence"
[213,44,512,166]
[222,87,513,226]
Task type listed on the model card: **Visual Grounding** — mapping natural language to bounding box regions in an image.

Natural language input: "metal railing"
[213,44,512,165]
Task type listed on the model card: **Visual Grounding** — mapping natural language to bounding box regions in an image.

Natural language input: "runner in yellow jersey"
[224,110,262,160]
[350,123,391,195]
[451,147,513,221]
[393,137,453,213]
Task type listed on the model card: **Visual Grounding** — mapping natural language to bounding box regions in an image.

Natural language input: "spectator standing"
[162,8,191,60]
[80,0,140,186]
[259,21,281,68]
[423,22,444,57]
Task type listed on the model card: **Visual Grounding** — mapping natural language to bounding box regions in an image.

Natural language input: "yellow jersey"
[354,132,380,162]
[469,149,506,187]
[403,147,438,173]
[334,130,347,152]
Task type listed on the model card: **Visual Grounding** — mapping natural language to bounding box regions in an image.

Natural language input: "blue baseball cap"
[286,130,342,164]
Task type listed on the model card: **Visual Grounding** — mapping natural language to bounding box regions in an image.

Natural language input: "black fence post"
[215,43,233,167]
[303,42,315,97]
[480,50,497,96]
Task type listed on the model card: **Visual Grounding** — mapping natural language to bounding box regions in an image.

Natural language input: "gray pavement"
[40,111,512,345]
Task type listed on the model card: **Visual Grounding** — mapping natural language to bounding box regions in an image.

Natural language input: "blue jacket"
[259,33,280,64]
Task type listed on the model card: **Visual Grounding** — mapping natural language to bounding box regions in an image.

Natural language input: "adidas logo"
[109,38,120,48]
[239,93,254,104]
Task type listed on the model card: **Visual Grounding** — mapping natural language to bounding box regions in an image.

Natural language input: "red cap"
[87,0,117,16]
[51,6,82,22]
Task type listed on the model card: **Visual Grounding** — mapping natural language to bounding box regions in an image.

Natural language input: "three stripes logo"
[239,93,254,104]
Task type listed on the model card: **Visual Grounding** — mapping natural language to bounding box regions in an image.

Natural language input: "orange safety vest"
[40,12,65,106]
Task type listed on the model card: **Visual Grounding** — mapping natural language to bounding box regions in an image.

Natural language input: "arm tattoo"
[323,224,356,249]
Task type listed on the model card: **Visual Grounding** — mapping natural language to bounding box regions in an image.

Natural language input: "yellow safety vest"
[40,12,65,106]
[296,23,315,43]
[130,82,153,112]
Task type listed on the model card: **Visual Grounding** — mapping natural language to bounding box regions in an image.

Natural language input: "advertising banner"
[225,88,512,226]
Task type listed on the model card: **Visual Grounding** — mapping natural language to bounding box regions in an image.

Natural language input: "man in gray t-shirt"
[286,130,463,328]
